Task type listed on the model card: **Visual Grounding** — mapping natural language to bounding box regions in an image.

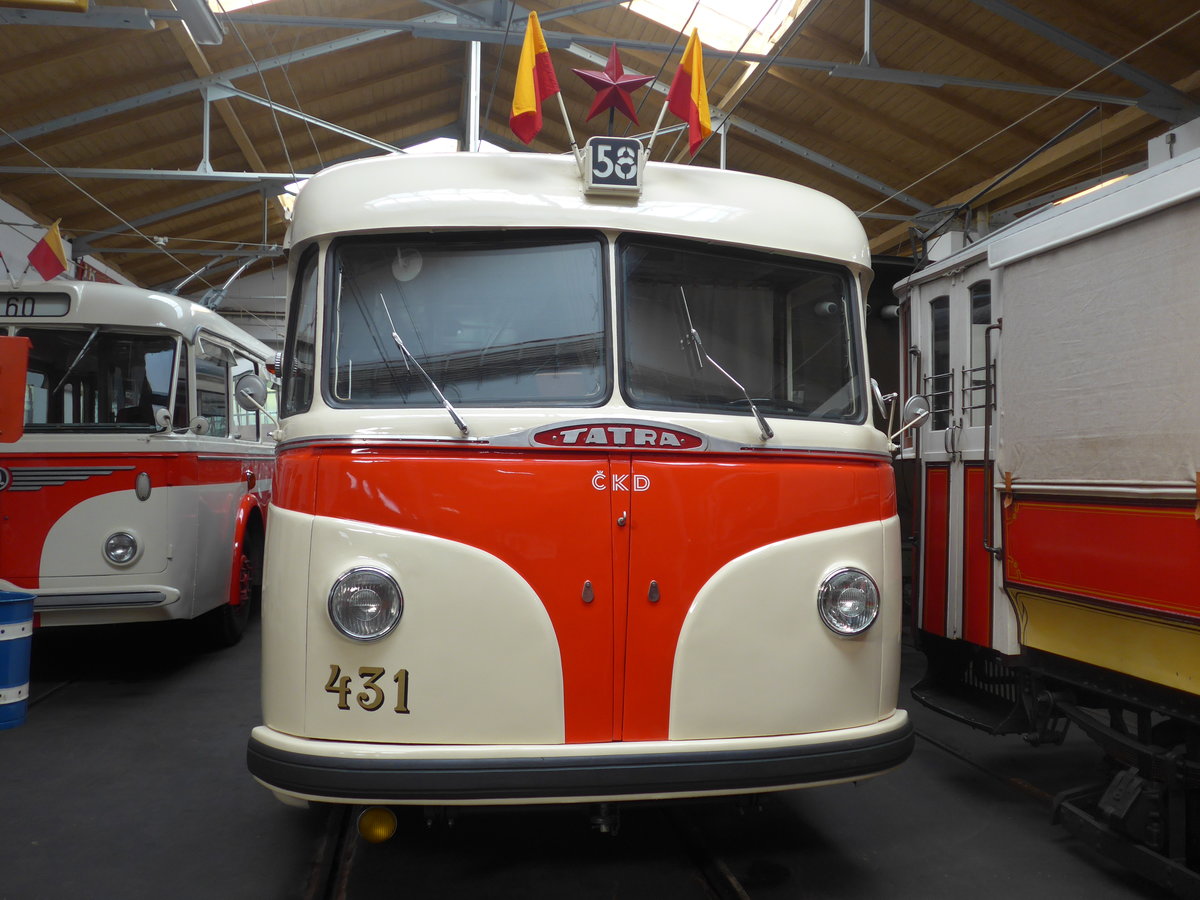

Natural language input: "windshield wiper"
[53,326,100,395]
[678,287,774,441]
[378,294,469,437]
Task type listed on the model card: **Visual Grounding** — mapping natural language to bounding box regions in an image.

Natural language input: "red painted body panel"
[277,444,895,742]
[1004,497,1200,622]
[920,465,949,636]
[961,464,992,647]
[0,451,270,590]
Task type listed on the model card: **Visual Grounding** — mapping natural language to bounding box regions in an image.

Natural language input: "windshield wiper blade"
[53,326,100,395]
[678,287,773,441]
[378,294,469,437]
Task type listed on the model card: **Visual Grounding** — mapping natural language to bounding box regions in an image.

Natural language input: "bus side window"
[196,354,230,438]
[231,352,260,441]
[282,246,319,417]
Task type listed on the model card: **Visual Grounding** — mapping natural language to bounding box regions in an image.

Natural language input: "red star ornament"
[572,44,655,125]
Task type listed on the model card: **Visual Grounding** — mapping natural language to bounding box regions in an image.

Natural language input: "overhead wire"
[214,0,299,182]
[859,6,1200,219]
[481,0,520,143]
[0,122,210,283]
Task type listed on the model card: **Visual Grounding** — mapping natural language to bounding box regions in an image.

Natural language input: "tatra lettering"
[539,423,700,449]
[561,427,588,445]
[608,426,632,443]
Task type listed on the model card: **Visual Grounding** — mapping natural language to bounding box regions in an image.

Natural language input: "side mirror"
[153,407,173,432]
[235,372,280,430]
[189,415,211,436]
[888,394,931,444]
[235,372,268,411]
[901,395,930,425]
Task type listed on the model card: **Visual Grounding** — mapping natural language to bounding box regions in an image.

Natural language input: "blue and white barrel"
[0,591,35,729]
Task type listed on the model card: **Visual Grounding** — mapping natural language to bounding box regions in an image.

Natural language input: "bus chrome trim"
[33,591,169,610]
[247,711,912,805]
[272,433,892,462]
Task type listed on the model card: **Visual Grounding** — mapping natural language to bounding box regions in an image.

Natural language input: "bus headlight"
[817,568,879,635]
[328,568,403,641]
[103,531,139,566]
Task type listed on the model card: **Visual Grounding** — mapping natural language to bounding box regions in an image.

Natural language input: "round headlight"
[817,568,880,636]
[104,532,139,565]
[328,568,403,641]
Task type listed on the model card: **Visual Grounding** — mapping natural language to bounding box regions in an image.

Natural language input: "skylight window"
[208,0,270,11]
[628,0,807,55]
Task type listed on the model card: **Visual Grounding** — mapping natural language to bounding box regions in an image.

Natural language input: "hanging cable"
[0,123,211,285]
[859,7,1200,219]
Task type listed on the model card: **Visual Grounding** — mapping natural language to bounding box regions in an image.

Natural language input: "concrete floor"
[0,617,1177,899]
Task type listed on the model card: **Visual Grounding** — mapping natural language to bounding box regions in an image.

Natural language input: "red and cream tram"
[0,280,276,647]
[247,148,914,819]
[898,130,1200,888]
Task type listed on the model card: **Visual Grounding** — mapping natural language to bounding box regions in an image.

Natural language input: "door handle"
[648,581,660,603]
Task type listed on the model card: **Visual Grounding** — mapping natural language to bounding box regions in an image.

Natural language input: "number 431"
[325,664,410,713]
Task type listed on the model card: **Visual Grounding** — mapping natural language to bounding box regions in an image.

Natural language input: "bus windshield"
[328,233,608,408]
[620,238,863,422]
[20,327,177,431]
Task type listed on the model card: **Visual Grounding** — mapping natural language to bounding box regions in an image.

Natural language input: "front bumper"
[247,710,913,806]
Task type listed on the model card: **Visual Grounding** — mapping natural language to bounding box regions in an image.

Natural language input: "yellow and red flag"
[666,29,712,155]
[27,219,68,281]
[509,11,560,145]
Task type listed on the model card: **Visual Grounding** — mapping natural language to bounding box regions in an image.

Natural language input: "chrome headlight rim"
[817,566,880,636]
[327,567,404,642]
[103,531,140,566]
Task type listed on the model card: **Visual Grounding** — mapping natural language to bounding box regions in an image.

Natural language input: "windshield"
[620,238,863,422]
[328,233,607,408]
[19,327,177,431]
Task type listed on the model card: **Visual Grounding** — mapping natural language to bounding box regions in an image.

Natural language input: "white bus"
[247,148,916,833]
[0,279,276,647]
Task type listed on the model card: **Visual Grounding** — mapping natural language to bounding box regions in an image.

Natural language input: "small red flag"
[666,29,713,155]
[510,12,560,145]
[28,220,68,281]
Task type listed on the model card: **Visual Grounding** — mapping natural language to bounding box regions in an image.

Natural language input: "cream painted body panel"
[671,517,900,739]
[290,154,872,273]
[262,508,565,744]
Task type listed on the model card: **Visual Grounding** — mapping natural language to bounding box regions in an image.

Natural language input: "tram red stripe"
[1004,497,1200,622]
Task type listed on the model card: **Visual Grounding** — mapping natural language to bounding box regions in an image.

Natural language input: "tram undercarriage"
[913,635,1200,896]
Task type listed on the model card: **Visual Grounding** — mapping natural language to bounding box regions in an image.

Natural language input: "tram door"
[916,262,997,648]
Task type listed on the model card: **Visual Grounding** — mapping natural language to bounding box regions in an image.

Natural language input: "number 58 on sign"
[582,136,643,198]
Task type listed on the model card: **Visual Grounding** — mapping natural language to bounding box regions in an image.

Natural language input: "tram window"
[968,281,992,427]
[17,327,176,431]
[929,296,951,430]
[327,233,607,408]
[619,239,862,422]
[282,247,319,417]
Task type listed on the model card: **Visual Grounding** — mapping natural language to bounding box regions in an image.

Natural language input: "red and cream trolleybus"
[899,129,1200,888]
[247,146,914,823]
[0,280,276,648]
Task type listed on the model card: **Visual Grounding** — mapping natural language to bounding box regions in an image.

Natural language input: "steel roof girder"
[965,0,1200,125]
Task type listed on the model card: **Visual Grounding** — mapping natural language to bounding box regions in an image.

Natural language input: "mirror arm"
[237,387,280,429]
